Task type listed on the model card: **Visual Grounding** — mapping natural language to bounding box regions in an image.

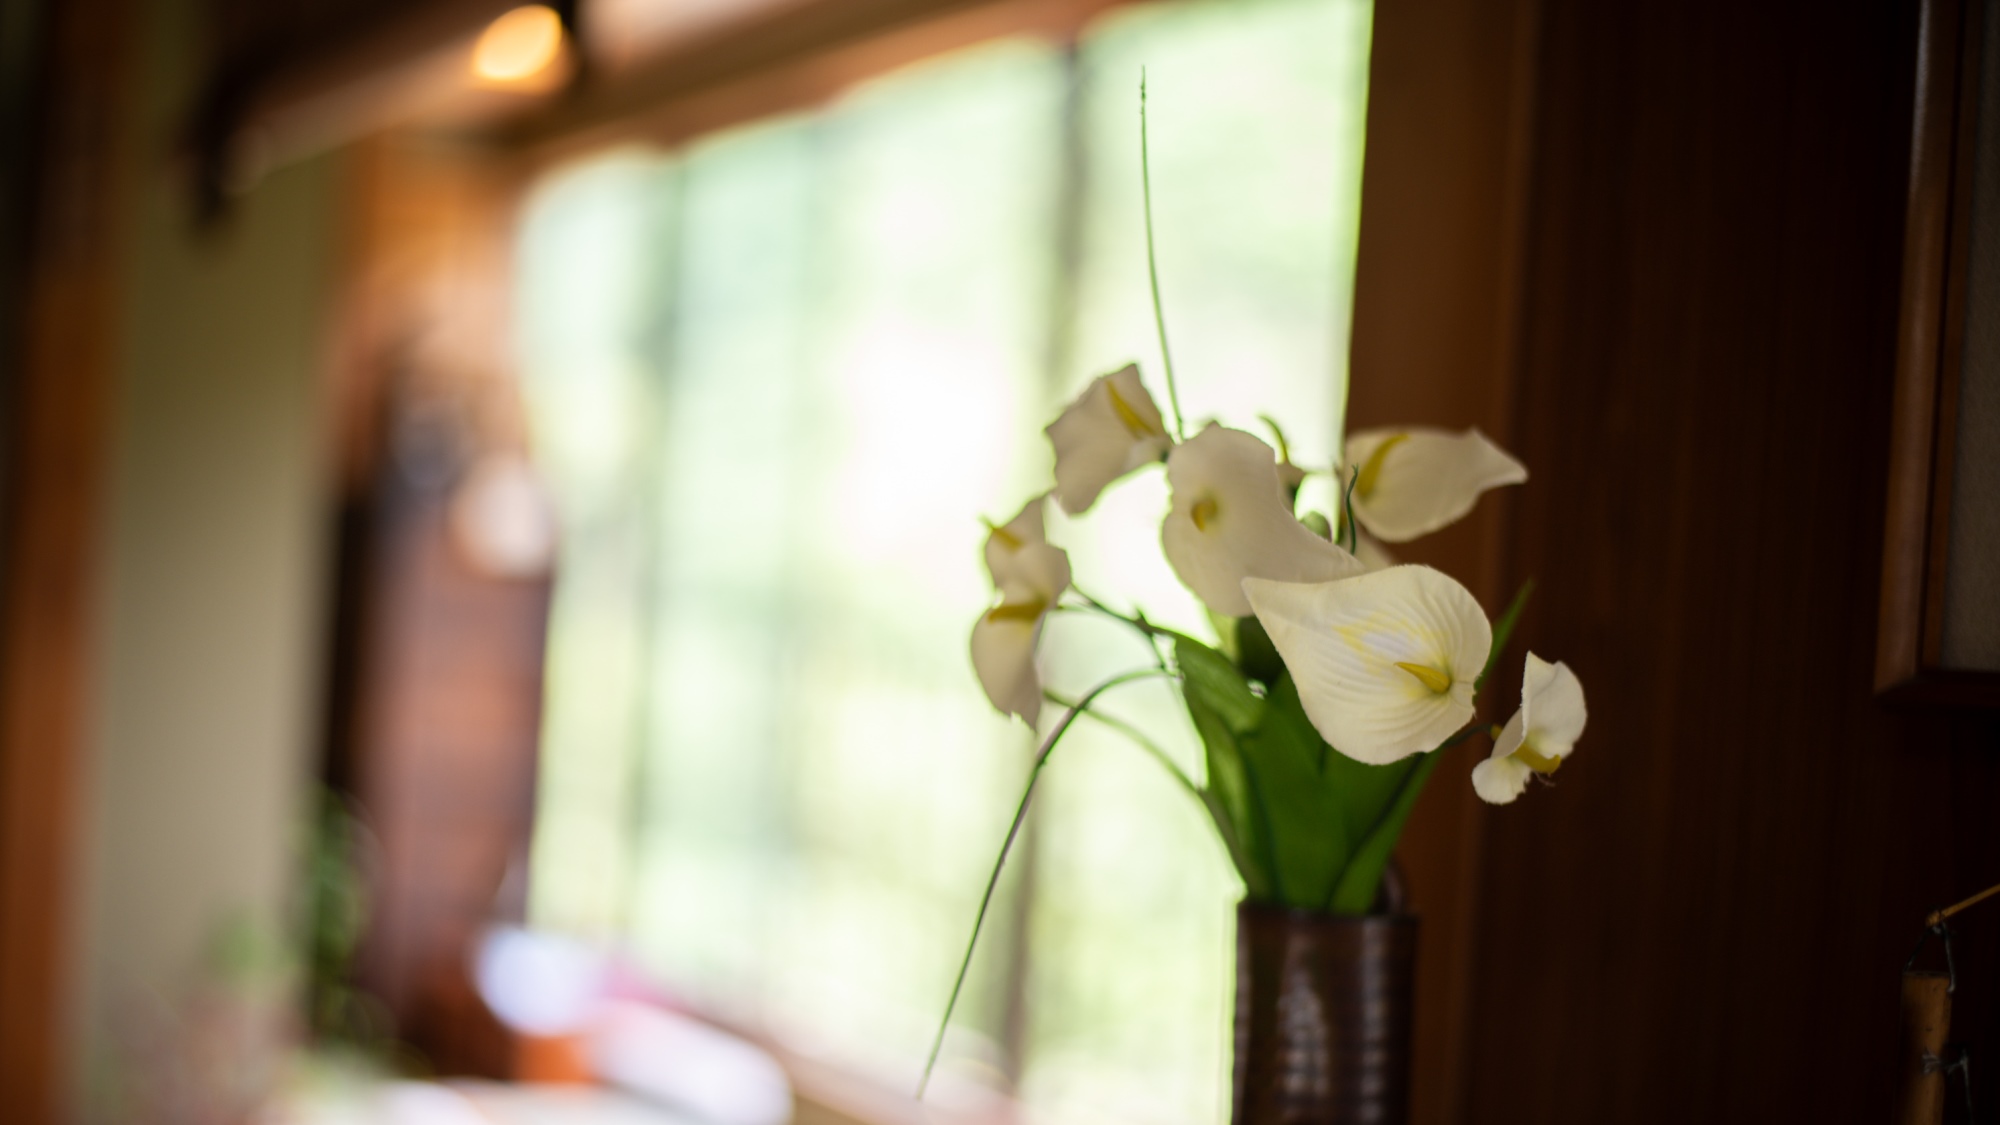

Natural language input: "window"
[515,0,1371,1119]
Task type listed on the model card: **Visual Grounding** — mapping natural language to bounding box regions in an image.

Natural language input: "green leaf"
[1174,636,1262,734]
[1203,608,1241,662]
[1321,747,1420,855]
[1182,692,1271,899]
[1240,677,1347,907]
[1174,639,1279,898]
[1477,579,1535,691]
[1326,749,1442,914]
[1234,614,1286,688]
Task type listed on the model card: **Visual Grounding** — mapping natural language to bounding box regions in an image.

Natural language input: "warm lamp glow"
[473,5,563,82]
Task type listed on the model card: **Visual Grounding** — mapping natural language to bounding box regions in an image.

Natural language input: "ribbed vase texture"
[1232,904,1417,1125]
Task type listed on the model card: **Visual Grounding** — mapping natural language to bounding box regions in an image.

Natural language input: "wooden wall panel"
[1460,1,2000,1122]
[1345,0,1538,1121]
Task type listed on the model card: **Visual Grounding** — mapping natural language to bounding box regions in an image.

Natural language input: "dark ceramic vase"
[1231,903,1418,1125]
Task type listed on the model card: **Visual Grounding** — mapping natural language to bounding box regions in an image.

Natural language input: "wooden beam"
[496,0,1123,162]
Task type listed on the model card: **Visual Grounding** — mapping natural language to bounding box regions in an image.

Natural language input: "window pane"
[519,39,1068,1082]
[516,0,1371,1118]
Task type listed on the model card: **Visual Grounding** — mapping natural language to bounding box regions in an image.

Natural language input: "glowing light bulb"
[473,5,563,82]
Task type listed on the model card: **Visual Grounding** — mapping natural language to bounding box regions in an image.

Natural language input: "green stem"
[1140,71,1185,442]
[1054,599,1168,669]
[1430,721,1490,754]
[1043,689,1199,795]
[1063,591,1207,651]
[1476,579,1536,692]
[1041,689,1255,881]
[1340,464,1361,554]
[1320,721,1487,913]
[917,668,1173,1099]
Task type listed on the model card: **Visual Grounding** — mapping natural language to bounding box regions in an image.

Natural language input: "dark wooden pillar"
[0,0,129,1118]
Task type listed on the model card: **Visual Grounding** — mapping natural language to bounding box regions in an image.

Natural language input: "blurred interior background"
[2,0,1998,1122]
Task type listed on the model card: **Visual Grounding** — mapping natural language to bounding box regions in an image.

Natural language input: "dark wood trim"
[196,0,1129,201]
[495,0,1122,161]
[188,0,525,222]
[0,0,129,1117]
[1879,0,2000,706]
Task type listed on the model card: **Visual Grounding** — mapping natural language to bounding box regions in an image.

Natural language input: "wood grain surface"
[1456,0,2000,1121]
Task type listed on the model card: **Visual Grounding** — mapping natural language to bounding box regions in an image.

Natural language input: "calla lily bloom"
[1162,425,1365,617]
[982,494,1070,597]
[1045,363,1173,514]
[972,496,1071,726]
[1472,653,1587,805]
[1243,566,1491,764]
[1342,427,1527,543]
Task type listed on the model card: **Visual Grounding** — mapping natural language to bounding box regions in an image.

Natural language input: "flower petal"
[1489,706,1527,761]
[983,495,1071,601]
[1471,753,1532,804]
[983,495,1046,584]
[1354,531,1398,572]
[971,611,1043,726]
[1243,566,1491,764]
[1162,425,1365,617]
[1521,652,1587,758]
[1345,427,1527,543]
[1045,364,1173,514]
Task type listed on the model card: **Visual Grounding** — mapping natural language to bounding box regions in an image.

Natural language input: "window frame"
[309,1,1541,1122]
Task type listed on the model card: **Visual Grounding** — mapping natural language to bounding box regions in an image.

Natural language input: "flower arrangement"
[920,87,1589,1097]
[968,360,1588,895]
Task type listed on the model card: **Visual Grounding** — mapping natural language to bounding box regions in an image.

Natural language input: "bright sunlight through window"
[514,0,1371,1119]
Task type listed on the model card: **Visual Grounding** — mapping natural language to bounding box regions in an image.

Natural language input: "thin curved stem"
[1044,688,1258,884]
[1340,464,1361,554]
[1430,721,1490,753]
[1140,71,1185,442]
[1054,603,1168,670]
[917,668,1173,1099]
[1065,584,1130,621]
[1043,688,1199,798]
[1063,589,1206,652]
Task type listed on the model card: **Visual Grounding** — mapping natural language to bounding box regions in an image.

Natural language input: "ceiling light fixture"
[473,5,564,82]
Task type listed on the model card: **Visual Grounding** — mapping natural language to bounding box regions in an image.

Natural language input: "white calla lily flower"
[1045,363,1173,514]
[971,608,1049,727]
[1342,427,1527,543]
[1162,425,1366,617]
[971,496,1071,727]
[982,495,1071,598]
[1472,652,1587,805]
[1243,566,1491,764]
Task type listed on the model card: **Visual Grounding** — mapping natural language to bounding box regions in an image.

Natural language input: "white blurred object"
[590,1000,793,1125]
[378,1083,492,1125]
[450,454,558,578]
[474,925,609,1037]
